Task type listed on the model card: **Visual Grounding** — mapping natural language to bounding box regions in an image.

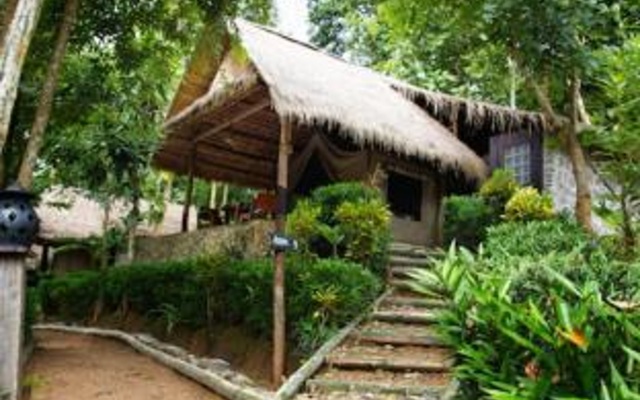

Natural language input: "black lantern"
[0,183,39,252]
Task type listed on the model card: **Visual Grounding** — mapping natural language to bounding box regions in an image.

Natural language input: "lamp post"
[0,184,39,400]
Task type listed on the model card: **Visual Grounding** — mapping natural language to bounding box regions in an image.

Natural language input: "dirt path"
[25,330,224,400]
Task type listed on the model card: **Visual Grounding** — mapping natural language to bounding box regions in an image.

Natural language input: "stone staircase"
[294,243,454,400]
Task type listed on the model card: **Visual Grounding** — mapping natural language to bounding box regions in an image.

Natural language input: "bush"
[288,257,382,353]
[443,195,498,248]
[411,244,640,399]
[310,182,381,225]
[39,271,101,320]
[335,198,391,274]
[38,254,382,355]
[479,168,519,208]
[484,217,589,259]
[504,187,554,221]
[287,182,391,274]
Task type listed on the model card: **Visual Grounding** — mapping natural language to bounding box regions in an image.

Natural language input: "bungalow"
[154,19,493,248]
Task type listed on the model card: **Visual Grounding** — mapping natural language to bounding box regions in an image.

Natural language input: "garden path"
[294,243,455,399]
[24,330,223,400]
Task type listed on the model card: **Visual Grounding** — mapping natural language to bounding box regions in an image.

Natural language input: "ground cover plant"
[410,219,640,399]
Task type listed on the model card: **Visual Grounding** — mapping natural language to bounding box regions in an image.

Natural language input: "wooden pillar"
[0,254,26,400]
[181,145,195,232]
[273,116,292,385]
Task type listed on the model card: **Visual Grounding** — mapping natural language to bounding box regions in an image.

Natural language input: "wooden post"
[0,253,27,400]
[273,116,292,385]
[181,145,195,232]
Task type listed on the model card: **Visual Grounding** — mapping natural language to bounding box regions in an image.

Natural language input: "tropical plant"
[410,237,640,399]
[503,187,554,222]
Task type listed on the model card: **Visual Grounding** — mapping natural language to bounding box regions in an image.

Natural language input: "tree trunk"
[0,0,44,155]
[0,0,19,52]
[566,75,593,232]
[17,0,80,189]
[125,169,141,263]
[531,76,593,232]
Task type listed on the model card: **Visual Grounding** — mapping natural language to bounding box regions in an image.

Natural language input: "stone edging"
[275,291,391,400]
[34,324,273,400]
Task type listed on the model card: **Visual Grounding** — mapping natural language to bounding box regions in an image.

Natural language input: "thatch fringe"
[390,81,550,136]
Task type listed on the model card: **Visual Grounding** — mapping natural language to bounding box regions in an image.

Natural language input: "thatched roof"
[155,20,490,189]
[37,188,196,242]
[388,79,550,136]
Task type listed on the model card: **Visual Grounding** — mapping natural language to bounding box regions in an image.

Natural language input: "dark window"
[387,172,422,221]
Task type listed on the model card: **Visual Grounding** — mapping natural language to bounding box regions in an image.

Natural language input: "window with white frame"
[504,143,532,185]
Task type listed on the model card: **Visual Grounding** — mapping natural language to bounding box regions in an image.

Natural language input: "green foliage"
[479,169,519,208]
[288,257,382,353]
[586,35,640,251]
[444,195,498,248]
[335,198,391,275]
[411,240,640,399]
[24,288,40,343]
[485,218,589,259]
[38,254,381,355]
[504,187,554,222]
[286,200,322,254]
[287,182,391,275]
[309,182,382,225]
[39,271,102,320]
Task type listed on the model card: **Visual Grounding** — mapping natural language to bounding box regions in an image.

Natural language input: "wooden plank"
[195,146,275,174]
[273,116,292,385]
[156,155,273,189]
[0,255,26,400]
[195,99,270,143]
[156,151,274,189]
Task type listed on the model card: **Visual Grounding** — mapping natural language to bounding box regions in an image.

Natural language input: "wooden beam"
[155,153,273,189]
[181,145,195,232]
[273,116,292,386]
[195,99,270,143]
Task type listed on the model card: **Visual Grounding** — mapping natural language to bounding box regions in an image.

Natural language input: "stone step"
[388,279,416,291]
[307,369,448,398]
[371,309,438,324]
[389,256,428,267]
[326,344,453,373]
[382,295,448,309]
[352,330,443,347]
[389,267,428,280]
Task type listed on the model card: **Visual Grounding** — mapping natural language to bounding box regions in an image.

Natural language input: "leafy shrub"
[504,187,554,221]
[39,271,101,320]
[335,199,391,274]
[39,254,382,355]
[287,182,391,274]
[310,182,381,225]
[24,288,40,342]
[411,244,640,399]
[288,257,382,353]
[286,200,322,255]
[484,217,589,259]
[479,168,519,207]
[443,195,498,248]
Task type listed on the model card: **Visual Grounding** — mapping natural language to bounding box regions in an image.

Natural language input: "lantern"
[0,183,39,252]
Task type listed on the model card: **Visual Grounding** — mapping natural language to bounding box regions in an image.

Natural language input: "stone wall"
[543,148,611,234]
[133,220,273,264]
